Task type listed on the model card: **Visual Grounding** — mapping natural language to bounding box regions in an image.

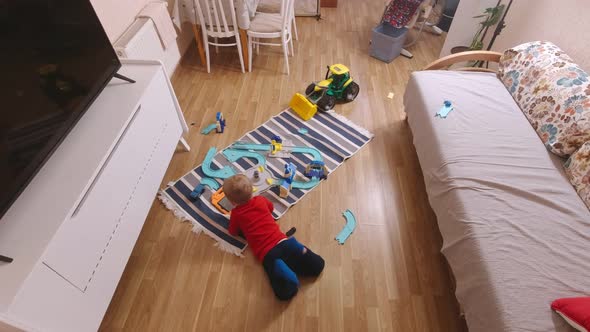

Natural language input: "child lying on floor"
[224,174,325,300]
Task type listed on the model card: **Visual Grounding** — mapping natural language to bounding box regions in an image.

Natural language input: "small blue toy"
[279,162,296,198]
[201,112,226,134]
[304,160,328,180]
[189,184,206,200]
[436,100,454,118]
[216,112,226,133]
[298,128,308,135]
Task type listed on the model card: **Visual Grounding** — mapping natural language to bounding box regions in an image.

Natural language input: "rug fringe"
[158,191,245,257]
[325,110,375,139]
[158,191,191,221]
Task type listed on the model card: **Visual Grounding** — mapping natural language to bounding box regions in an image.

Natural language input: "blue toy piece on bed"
[436,100,454,118]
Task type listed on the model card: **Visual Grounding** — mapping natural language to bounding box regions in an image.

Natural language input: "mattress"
[404,70,590,332]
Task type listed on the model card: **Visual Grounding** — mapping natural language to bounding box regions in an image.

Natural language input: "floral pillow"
[498,41,590,157]
[564,141,590,209]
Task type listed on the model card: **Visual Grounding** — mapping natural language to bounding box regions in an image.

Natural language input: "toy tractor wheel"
[305,83,316,95]
[344,82,360,102]
[317,95,336,111]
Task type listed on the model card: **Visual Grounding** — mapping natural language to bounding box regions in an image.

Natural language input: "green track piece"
[202,147,236,179]
[200,177,220,190]
[201,123,218,134]
[222,149,266,166]
[335,209,357,245]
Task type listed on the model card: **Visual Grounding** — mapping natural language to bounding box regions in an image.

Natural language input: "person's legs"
[281,237,325,277]
[262,243,299,301]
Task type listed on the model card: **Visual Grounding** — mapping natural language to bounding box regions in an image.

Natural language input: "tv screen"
[0,0,120,218]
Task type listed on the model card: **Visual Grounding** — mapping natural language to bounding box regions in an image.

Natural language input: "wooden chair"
[247,0,294,74]
[193,0,245,73]
[256,0,298,40]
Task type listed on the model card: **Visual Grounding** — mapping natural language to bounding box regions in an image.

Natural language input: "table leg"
[239,28,250,72]
[191,24,207,66]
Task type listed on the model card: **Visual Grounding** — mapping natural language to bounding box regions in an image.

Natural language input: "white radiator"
[114,18,181,77]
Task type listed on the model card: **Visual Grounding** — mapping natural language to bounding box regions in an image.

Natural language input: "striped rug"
[159,109,373,255]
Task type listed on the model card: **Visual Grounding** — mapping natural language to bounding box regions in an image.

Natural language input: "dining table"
[172,0,261,71]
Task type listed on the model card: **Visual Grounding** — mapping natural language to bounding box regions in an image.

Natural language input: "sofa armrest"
[424,51,503,72]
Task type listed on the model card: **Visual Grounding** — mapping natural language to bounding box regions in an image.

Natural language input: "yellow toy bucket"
[289,93,317,121]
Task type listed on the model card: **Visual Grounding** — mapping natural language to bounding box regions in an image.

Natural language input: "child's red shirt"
[228,196,286,261]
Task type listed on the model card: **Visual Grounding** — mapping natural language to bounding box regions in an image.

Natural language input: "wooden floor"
[100,1,466,331]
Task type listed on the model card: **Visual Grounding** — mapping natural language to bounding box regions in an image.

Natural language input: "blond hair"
[223,174,253,205]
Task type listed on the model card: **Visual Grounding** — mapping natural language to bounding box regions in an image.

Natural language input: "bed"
[404,60,590,331]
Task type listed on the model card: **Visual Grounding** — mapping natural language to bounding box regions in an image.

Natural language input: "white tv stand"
[0,60,189,331]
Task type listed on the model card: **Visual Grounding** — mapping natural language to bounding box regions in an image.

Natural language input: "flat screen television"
[0,0,121,219]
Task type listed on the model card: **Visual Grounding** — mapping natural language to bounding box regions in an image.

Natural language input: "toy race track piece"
[335,209,357,245]
[202,147,236,179]
[201,123,218,134]
[189,178,221,200]
[211,187,231,215]
[268,151,291,159]
[290,176,319,190]
[298,128,308,135]
[243,165,276,195]
[231,142,323,162]
[290,146,322,161]
[436,100,454,118]
[200,177,221,191]
[222,149,266,166]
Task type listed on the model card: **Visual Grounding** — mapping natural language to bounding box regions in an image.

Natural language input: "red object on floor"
[381,0,422,29]
[551,297,590,331]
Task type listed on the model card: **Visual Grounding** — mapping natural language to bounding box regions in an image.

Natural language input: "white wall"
[491,0,590,71]
[440,0,498,57]
[441,0,590,71]
[90,0,149,42]
[90,0,193,60]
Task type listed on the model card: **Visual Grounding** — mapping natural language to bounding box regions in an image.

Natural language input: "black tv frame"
[0,1,121,220]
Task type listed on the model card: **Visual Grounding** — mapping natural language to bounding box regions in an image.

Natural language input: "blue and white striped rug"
[159,109,373,255]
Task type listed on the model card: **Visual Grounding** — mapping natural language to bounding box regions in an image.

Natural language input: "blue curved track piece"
[223,149,266,166]
[202,147,236,179]
[231,142,323,161]
[200,177,220,190]
[201,123,218,134]
[290,176,319,189]
[335,209,357,245]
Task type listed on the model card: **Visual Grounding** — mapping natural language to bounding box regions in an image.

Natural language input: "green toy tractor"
[304,64,360,111]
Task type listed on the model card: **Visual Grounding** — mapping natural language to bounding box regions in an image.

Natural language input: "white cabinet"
[0,60,189,332]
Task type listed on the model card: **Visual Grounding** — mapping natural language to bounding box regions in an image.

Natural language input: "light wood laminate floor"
[100,1,466,331]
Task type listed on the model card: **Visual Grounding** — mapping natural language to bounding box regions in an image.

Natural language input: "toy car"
[304,160,328,180]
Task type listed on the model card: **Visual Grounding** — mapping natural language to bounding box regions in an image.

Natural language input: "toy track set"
[192,139,326,216]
